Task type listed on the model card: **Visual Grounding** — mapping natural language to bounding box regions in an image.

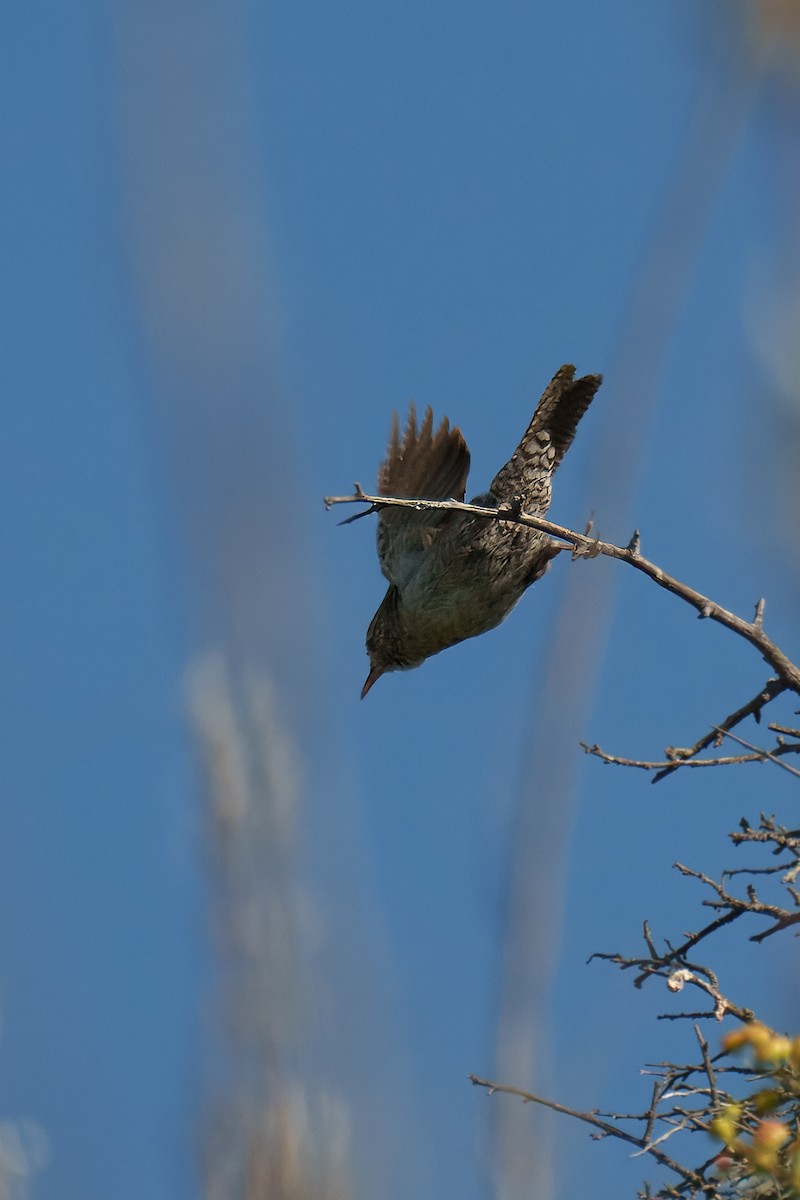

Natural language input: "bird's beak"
[360,665,384,699]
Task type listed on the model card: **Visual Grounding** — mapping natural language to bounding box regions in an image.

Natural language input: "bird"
[360,363,602,697]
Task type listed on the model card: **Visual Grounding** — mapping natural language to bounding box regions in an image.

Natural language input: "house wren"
[361,363,602,697]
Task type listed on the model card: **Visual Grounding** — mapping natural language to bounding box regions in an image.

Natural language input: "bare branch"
[325,491,800,695]
[652,678,789,783]
[471,814,800,1195]
[468,1075,716,1193]
[580,679,798,780]
[674,857,800,945]
[590,945,752,1022]
[582,741,800,773]
[651,908,745,976]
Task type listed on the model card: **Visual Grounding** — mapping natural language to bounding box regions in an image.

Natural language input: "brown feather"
[489,364,601,502]
[378,404,470,501]
[375,404,470,587]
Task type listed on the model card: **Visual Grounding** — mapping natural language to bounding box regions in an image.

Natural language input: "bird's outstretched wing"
[376,404,470,587]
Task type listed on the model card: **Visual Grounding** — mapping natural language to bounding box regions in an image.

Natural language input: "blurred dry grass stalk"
[190,656,352,1200]
[0,1121,48,1200]
[112,2,355,1188]
[749,0,800,64]
[743,0,800,564]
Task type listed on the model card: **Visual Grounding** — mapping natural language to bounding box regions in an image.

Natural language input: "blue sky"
[2,2,799,1198]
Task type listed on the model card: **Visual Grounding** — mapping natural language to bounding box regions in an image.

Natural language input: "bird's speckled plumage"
[361,364,602,696]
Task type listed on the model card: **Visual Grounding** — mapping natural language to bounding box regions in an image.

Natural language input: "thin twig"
[711,726,800,779]
[590,946,752,1022]
[640,907,744,978]
[641,1079,662,1147]
[582,742,800,772]
[630,1118,692,1158]
[695,1025,718,1109]
[468,1075,716,1193]
[652,678,789,783]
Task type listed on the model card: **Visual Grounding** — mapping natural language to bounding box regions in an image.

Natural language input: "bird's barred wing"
[376,405,470,587]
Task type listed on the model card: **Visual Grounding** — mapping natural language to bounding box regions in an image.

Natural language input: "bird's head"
[361,588,421,698]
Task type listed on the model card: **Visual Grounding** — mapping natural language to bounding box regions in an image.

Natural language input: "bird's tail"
[488,364,602,507]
